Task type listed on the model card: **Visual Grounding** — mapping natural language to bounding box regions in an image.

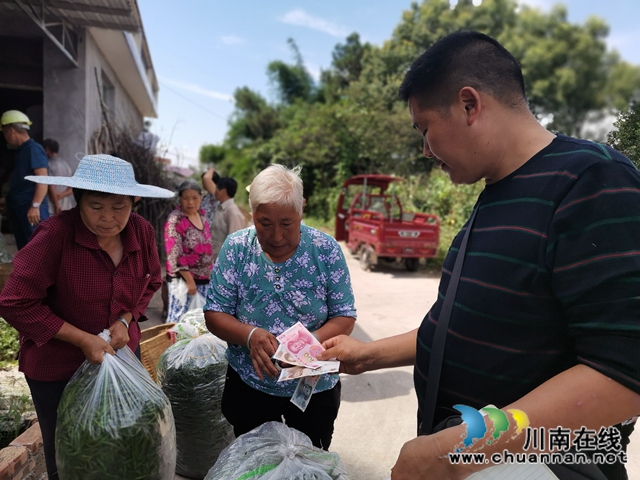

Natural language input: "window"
[101,70,115,114]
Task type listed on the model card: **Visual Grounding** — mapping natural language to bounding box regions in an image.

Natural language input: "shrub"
[608,102,640,169]
[0,319,19,369]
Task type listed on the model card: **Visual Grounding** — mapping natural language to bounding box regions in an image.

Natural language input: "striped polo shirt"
[415,135,640,428]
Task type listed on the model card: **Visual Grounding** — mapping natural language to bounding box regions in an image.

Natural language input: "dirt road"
[329,244,640,480]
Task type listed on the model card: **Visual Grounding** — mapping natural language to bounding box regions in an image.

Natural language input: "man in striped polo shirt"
[319,31,640,479]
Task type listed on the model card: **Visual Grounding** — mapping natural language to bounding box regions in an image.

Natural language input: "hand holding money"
[247,327,280,380]
[276,322,326,368]
[274,322,340,383]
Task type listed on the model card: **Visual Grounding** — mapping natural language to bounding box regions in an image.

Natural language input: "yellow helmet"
[1,110,31,129]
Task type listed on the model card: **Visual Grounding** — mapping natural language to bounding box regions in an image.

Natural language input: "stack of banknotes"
[273,322,341,411]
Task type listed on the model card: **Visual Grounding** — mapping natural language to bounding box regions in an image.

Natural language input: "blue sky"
[137,0,640,168]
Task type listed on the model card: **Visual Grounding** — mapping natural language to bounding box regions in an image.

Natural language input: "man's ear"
[459,86,481,126]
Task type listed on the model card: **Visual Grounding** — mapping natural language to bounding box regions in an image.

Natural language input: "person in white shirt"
[211,176,247,260]
[42,139,76,215]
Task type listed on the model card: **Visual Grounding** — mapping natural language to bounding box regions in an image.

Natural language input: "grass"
[0,319,18,370]
[302,215,335,236]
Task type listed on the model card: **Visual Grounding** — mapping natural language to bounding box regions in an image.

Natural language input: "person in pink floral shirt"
[164,179,213,323]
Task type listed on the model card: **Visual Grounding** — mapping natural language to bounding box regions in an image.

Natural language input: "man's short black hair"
[217,177,238,198]
[42,138,59,153]
[398,31,527,112]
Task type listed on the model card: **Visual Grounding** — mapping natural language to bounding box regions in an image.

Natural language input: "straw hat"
[26,154,174,198]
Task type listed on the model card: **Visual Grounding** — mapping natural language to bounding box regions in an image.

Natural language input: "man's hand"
[247,328,279,380]
[26,206,41,226]
[391,429,473,480]
[108,319,130,350]
[318,335,370,374]
[78,334,115,364]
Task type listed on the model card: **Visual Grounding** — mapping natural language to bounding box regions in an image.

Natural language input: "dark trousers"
[25,377,68,480]
[221,366,341,450]
[7,201,49,250]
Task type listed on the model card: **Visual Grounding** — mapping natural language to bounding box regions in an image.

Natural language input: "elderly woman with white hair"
[204,164,356,450]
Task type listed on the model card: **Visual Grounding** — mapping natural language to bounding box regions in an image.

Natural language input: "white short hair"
[249,164,303,215]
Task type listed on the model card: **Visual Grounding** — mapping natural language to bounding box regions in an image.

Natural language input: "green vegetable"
[157,333,234,479]
[56,347,176,480]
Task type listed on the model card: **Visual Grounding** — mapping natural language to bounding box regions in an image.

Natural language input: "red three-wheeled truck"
[335,174,441,271]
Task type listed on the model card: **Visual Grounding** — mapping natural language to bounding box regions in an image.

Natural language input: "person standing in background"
[211,176,247,260]
[164,179,214,323]
[42,139,76,215]
[0,110,49,249]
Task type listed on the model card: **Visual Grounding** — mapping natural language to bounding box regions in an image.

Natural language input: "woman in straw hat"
[0,154,174,480]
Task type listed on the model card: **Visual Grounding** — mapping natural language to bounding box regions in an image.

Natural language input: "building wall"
[42,30,87,171]
[85,30,144,161]
[2,12,148,171]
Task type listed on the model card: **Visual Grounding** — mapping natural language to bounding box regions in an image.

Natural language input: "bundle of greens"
[157,325,234,478]
[55,341,176,480]
[204,421,349,480]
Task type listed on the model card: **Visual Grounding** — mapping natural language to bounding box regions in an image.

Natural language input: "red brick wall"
[0,419,46,480]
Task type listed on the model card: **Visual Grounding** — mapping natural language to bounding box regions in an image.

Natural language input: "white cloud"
[221,35,245,46]
[159,76,233,102]
[280,9,349,38]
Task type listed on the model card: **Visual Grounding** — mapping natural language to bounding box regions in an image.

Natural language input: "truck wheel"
[360,246,373,271]
[405,258,419,272]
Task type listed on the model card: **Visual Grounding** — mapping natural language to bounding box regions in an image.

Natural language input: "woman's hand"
[248,328,280,380]
[318,335,371,374]
[108,320,130,350]
[186,280,197,296]
[78,334,115,364]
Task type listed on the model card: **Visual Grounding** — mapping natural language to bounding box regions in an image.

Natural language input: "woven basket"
[140,323,176,382]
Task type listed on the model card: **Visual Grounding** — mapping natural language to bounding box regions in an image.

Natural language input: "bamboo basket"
[140,323,176,382]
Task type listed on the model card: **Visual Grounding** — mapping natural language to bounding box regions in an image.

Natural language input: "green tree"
[504,6,610,135]
[608,102,640,168]
[214,0,640,240]
[319,33,370,104]
[354,0,638,137]
[267,38,315,105]
[226,87,280,146]
[199,144,226,165]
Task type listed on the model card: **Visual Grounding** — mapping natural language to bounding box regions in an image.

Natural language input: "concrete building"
[0,0,158,171]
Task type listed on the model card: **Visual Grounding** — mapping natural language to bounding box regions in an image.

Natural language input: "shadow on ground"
[340,370,414,403]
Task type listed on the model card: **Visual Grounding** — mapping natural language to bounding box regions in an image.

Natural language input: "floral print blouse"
[164,207,214,280]
[204,224,357,396]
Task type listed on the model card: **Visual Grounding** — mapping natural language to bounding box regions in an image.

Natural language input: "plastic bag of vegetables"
[157,322,234,478]
[55,331,176,480]
[204,421,349,480]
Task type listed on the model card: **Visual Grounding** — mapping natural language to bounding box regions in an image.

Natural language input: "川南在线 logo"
[452,404,529,452]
